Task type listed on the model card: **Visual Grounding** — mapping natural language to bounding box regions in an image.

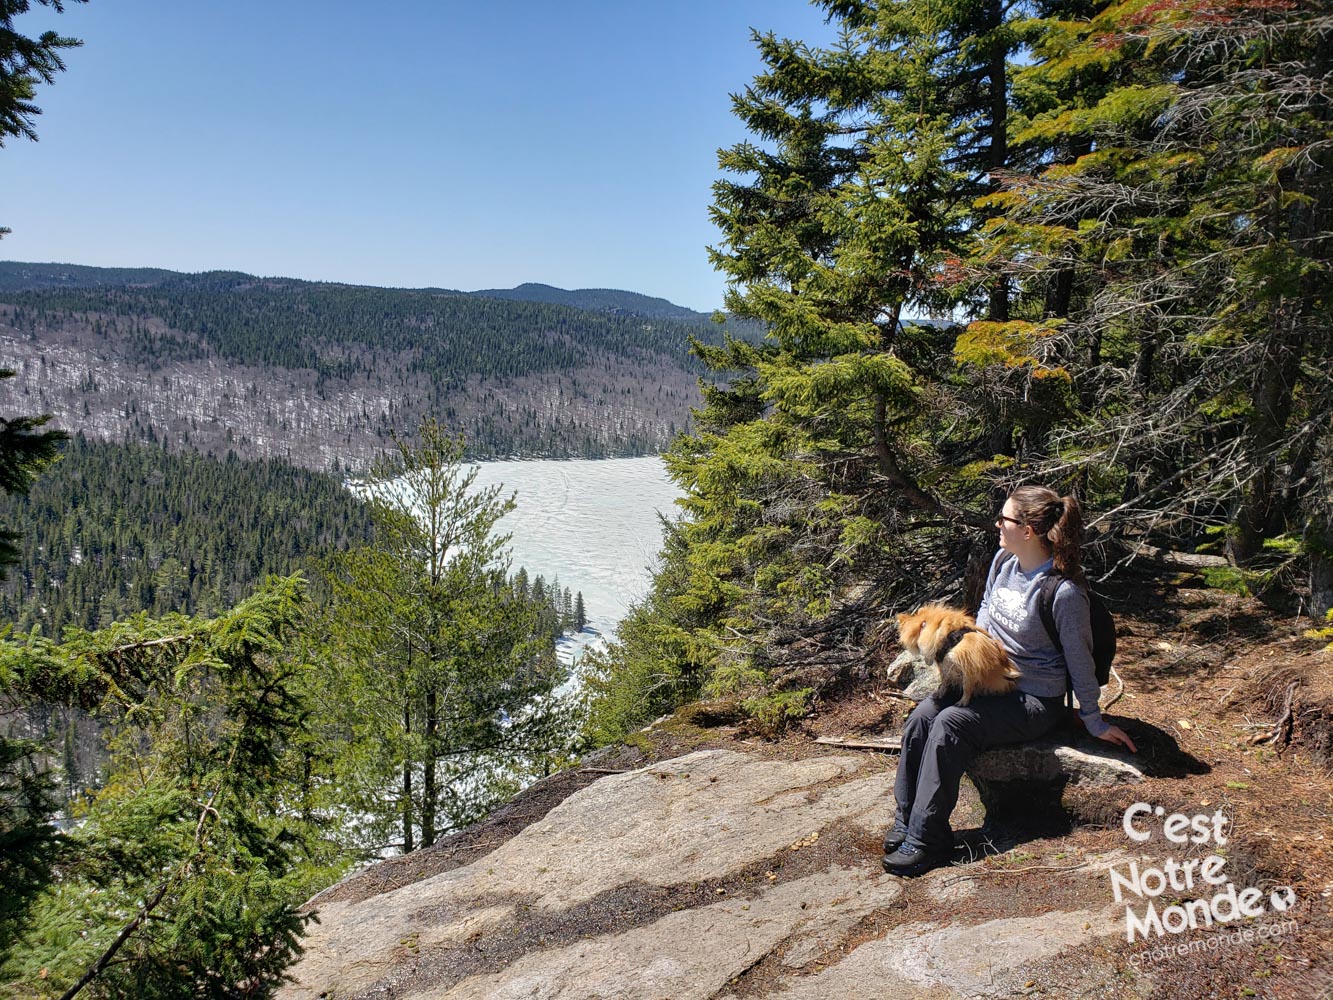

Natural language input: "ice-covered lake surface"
[466,455,683,668]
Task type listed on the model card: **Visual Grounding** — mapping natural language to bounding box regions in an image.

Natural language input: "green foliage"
[0,576,327,997]
[513,568,587,643]
[0,370,67,573]
[581,518,709,745]
[0,730,59,968]
[309,419,578,852]
[1304,609,1333,651]
[0,1,85,150]
[0,435,374,634]
[740,688,813,737]
[1204,533,1322,599]
[1201,565,1251,597]
[0,0,86,243]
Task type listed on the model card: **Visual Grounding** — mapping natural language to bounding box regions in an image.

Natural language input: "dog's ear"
[896,612,908,628]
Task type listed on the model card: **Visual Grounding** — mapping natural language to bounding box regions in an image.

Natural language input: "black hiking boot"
[882,823,909,855]
[882,843,952,878]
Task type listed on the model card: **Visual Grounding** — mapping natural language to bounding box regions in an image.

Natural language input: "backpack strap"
[1037,572,1064,656]
[1036,571,1076,712]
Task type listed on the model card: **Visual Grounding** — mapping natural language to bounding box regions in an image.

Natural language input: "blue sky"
[1,1,841,312]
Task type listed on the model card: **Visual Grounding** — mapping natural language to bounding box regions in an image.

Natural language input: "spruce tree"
[0,360,67,960]
[313,420,576,852]
[1,0,85,238]
[652,1,1010,723]
[0,370,67,571]
[0,576,326,997]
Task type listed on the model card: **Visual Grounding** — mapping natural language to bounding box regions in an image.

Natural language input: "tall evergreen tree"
[0,4,81,948]
[312,420,576,852]
[0,370,67,572]
[1,0,85,236]
[650,1,1015,724]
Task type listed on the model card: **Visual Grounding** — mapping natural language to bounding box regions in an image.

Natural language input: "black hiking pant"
[891,688,1066,851]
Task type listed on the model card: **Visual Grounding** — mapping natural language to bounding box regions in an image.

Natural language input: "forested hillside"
[0,434,375,635]
[0,265,754,465]
[465,281,709,320]
[587,0,1331,739]
[0,263,719,321]
[0,262,183,293]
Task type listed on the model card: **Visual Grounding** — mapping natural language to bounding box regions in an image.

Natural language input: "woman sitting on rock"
[882,486,1138,877]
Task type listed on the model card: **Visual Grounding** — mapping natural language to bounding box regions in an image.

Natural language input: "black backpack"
[1036,572,1116,688]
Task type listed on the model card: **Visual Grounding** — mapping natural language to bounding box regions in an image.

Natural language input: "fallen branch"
[1251,680,1299,750]
[876,690,919,702]
[1111,542,1230,570]
[814,735,902,751]
[1102,667,1126,710]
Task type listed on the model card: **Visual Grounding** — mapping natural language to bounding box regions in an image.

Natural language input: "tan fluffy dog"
[896,604,1018,705]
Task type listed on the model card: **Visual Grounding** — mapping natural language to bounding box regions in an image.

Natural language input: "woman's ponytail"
[1047,494,1086,587]
[1009,486,1087,587]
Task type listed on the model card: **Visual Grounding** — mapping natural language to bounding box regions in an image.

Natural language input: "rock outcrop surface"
[282,748,1125,1000]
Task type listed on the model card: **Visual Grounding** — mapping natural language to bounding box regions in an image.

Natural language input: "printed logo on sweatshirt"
[989,586,1028,631]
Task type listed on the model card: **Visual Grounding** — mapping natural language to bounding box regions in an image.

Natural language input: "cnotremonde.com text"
[1108,802,1297,943]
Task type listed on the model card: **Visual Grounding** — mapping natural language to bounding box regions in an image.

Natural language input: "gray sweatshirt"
[974,549,1109,737]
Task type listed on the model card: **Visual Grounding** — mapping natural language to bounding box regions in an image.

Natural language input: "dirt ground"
[312,572,1333,999]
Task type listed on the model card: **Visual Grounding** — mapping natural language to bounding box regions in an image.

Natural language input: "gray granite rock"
[428,866,902,1000]
[967,739,1146,787]
[281,747,1134,1000]
[721,906,1122,1000]
[886,649,944,701]
[281,750,887,1000]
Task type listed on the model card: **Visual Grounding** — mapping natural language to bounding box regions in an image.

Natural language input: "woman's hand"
[1098,724,1138,753]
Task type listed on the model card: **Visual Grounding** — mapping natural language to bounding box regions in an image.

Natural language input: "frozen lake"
[466,456,683,665]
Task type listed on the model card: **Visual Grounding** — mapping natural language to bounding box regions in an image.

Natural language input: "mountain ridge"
[0,260,717,320]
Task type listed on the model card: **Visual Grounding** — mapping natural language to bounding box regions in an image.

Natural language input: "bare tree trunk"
[963,534,995,614]
[402,698,414,854]
[1043,138,1089,324]
[1310,430,1333,618]
[422,687,437,848]
[985,0,1009,325]
[1310,514,1333,619]
[1230,312,1302,564]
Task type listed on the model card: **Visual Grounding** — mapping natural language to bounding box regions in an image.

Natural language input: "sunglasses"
[996,514,1026,528]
